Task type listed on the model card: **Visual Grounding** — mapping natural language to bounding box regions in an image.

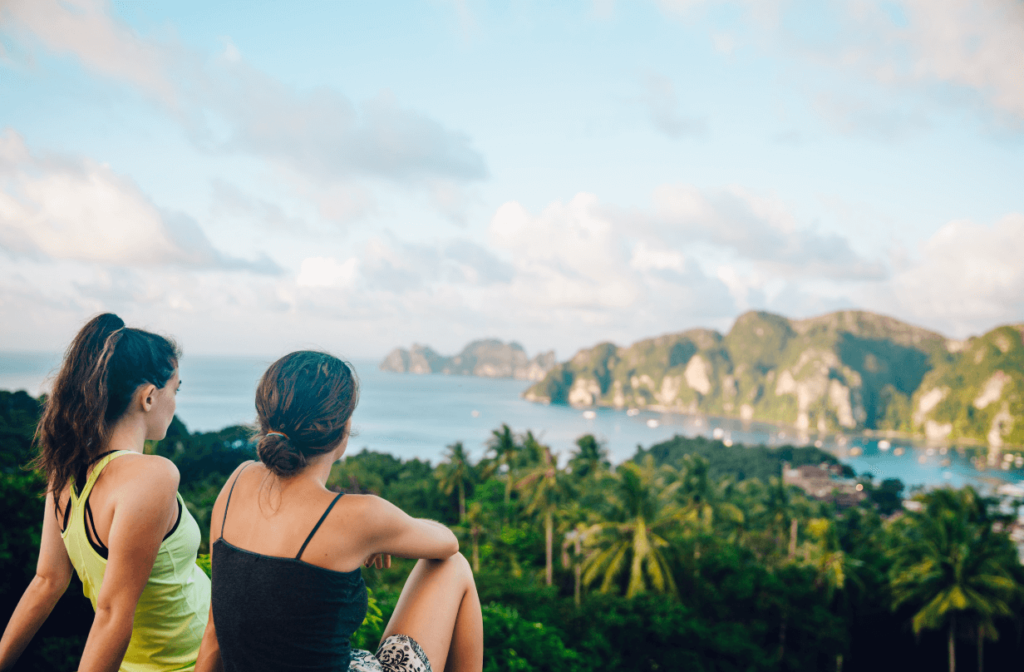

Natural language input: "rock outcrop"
[523,310,1024,446]
[381,340,555,381]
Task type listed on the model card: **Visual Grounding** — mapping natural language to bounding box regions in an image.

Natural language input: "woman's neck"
[104,416,149,454]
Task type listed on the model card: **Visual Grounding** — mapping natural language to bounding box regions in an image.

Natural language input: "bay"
[2,351,1020,490]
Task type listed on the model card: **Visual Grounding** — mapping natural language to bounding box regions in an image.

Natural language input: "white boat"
[712,427,725,439]
[626,408,640,417]
[646,419,659,428]
[878,440,891,450]
[582,410,596,420]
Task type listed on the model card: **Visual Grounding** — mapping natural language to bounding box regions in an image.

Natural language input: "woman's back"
[61,451,210,672]
[210,463,368,672]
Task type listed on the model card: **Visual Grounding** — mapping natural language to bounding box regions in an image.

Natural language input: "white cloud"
[630,241,686,272]
[0,129,272,271]
[879,213,1024,335]
[296,257,360,289]
[874,0,1024,119]
[648,184,886,280]
[0,2,488,194]
[655,0,1024,122]
[0,0,175,101]
[0,0,488,234]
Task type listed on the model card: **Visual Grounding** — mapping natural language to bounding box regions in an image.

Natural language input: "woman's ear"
[139,383,158,412]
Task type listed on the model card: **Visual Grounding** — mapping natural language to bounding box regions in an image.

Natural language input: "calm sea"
[2,351,1020,491]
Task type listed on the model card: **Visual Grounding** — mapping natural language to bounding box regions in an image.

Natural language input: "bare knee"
[420,552,474,585]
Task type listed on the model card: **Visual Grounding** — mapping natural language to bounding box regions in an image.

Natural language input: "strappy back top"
[60,450,210,672]
[211,463,368,672]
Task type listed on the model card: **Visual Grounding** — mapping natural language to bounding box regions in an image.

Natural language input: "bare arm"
[194,604,222,672]
[77,458,180,672]
[0,491,74,671]
[361,496,459,561]
[193,463,250,672]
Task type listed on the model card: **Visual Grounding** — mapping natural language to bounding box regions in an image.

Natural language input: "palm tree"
[562,521,600,606]
[464,501,488,572]
[568,434,609,480]
[484,424,520,508]
[890,488,1021,672]
[437,441,473,524]
[581,456,681,598]
[516,441,570,585]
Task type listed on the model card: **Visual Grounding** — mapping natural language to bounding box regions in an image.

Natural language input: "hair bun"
[257,432,307,477]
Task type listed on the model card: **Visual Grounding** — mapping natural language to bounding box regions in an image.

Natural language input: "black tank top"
[211,463,368,672]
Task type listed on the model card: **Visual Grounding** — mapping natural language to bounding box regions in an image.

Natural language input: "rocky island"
[524,310,1024,447]
[380,339,556,381]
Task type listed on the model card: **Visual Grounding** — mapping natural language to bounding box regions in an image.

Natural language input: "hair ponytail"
[33,313,180,496]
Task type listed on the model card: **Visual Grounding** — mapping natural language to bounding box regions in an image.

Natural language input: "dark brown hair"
[33,313,180,495]
[255,351,359,477]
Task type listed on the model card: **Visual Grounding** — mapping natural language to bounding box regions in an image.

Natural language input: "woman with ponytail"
[0,314,210,672]
[196,351,483,672]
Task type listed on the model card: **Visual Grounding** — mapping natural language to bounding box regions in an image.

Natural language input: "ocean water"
[2,351,1019,490]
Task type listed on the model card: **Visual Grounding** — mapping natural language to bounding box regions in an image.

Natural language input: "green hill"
[524,310,1024,446]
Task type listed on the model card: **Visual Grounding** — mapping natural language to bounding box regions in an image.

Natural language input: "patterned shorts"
[349,634,432,672]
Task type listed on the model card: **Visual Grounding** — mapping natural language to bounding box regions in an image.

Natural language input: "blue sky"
[1,0,1022,358]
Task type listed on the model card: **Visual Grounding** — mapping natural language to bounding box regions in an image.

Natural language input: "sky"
[0,0,1022,359]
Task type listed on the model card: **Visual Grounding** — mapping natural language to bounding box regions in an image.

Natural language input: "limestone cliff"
[380,339,555,381]
[524,310,1024,445]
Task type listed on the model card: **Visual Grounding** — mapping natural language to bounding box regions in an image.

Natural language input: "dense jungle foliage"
[2,389,1023,672]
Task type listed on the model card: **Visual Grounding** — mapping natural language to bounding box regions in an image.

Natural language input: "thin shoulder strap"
[296,493,344,560]
[220,461,255,540]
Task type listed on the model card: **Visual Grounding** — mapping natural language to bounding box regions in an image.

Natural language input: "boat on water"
[626,408,640,417]
[878,440,891,450]
[646,419,659,428]
[582,410,596,419]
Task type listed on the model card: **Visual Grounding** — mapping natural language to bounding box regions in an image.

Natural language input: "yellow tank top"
[61,451,210,672]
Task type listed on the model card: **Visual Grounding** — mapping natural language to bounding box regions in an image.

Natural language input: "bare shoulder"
[336,493,410,532]
[110,453,180,492]
[340,493,395,517]
[212,460,258,507]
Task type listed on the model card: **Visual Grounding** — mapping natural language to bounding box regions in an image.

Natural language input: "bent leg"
[380,552,483,672]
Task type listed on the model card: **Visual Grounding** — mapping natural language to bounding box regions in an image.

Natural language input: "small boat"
[470,410,480,418]
[878,440,891,450]
[893,447,905,456]
[582,410,596,420]
[712,427,725,439]
[849,447,862,457]
[646,419,660,428]
[626,408,640,417]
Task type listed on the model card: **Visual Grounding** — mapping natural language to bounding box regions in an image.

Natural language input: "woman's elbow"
[32,571,70,604]
[443,531,460,558]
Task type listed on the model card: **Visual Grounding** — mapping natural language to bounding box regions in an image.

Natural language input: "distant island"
[380,339,556,381]
[524,310,1024,448]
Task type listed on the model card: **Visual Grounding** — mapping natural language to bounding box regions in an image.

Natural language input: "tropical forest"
[2,389,1023,672]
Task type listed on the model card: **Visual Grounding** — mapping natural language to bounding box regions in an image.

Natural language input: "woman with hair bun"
[196,351,483,672]
[0,314,210,671]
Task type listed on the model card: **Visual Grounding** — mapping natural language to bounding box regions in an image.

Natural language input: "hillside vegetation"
[524,310,1024,446]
